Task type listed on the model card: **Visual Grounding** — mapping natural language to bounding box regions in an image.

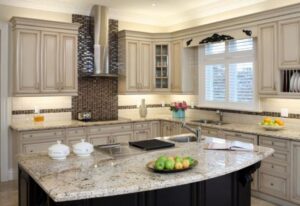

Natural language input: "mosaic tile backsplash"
[71,14,119,120]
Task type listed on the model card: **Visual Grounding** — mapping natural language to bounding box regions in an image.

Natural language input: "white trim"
[0,22,9,182]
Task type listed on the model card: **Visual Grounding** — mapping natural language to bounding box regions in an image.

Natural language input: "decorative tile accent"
[12,108,72,115]
[72,77,118,121]
[72,14,94,76]
[109,19,118,74]
[71,14,119,121]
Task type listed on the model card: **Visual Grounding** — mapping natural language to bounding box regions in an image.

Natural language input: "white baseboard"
[252,191,298,206]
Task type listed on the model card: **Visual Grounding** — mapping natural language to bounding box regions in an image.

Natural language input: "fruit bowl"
[259,124,285,131]
[259,117,285,131]
[146,156,198,173]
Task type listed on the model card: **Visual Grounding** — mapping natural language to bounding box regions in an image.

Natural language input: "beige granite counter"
[18,137,274,202]
[10,115,300,141]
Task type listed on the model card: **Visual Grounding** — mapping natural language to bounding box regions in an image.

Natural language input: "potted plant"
[170,101,188,118]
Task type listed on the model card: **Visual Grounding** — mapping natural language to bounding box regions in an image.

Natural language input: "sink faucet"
[216,110,224,124]
[181,122,202,143]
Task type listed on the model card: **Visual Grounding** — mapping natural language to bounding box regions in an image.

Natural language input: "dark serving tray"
[129,139,175,151]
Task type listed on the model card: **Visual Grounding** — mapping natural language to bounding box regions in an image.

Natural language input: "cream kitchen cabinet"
[258,136,291,200]
[170,40,195,94]
[257,22,278,95]
[161,121,181,136]
[11,17,79,96]
[118,38,152,93]
[291,141,300,204]
[278,18,300,68]
[151,121,161,138]
[201,127,224,138]
[133,122,152,141]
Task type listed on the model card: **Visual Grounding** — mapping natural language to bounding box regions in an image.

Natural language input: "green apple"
[165,159,175,170]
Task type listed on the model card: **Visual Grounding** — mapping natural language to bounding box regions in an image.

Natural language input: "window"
[199,38,259,111]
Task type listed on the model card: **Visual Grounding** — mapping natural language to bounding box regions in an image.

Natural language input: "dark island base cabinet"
[19,162,260,206]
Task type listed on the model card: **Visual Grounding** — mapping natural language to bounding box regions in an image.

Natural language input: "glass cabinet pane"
[154,44,169,90]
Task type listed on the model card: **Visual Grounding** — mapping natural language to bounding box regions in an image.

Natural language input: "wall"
[0,4,71,22]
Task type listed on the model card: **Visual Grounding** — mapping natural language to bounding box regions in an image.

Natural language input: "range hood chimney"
[90,5,117,77]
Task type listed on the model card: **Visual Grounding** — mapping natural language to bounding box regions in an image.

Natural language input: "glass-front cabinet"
[154,43,170,90]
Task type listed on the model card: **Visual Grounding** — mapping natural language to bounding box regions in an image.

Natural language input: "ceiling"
[1,0,300,29]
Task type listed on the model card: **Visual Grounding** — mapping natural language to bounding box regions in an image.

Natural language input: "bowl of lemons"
[146,155,198,173]
[259,117,285,131]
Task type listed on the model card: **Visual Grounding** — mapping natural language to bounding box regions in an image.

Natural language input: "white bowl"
[72,139,94,157]
[48,140,70,160]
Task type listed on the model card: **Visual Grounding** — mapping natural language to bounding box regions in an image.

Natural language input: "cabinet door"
[171,122,181,136]
[171,41,182,92]
[151,121,161,138]
[279,19,300,67]
[41,32,60,93]
[139,41,152,91]
[126,40,139,91]
[15,29,40,94]
[258,23,278,94]
[291,142,300,204]
[134,129,151,141]
[161,122,172,136]
[60,34,78,94]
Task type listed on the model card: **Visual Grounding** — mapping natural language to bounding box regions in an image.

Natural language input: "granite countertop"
[18,137,274,202]
[10,115,300,141]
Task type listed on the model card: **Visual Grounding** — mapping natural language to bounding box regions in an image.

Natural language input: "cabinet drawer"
[65,137,83,146]
[134,122,150,130]
[66,128,86,137]
[260,161,289,177]
[23,140,60,154]
[259,136,290,151]
[88,124,133,135]
[265,150,290,164]
[224,131,257,144]
[259,172,288,199]
[133,129,151,141]
[21,129,65,141]
[88,134,110,146]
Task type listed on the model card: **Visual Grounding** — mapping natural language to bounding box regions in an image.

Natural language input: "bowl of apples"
[259,117,285,131]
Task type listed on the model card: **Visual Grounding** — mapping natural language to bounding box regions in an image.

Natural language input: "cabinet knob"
[270,183,274,186]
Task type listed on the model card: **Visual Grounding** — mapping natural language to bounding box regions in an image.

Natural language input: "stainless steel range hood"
[90,5,117,77]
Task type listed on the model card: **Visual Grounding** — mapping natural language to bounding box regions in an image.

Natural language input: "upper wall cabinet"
[119,38,152,93]
[118,30,196,94]
[171,40,196,94]
[278,18,300,68]
[258,23,278,95]
[11,17,79,96]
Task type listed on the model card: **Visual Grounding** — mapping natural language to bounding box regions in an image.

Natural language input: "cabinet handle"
[235,133,242,137]
[271,165,274,169]
[61,82,64,90]
[270,183,274,186]
[274,82,277,90]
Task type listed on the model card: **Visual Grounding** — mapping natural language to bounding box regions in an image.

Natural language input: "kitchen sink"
[192,119,228,125]
[167,135,198,143]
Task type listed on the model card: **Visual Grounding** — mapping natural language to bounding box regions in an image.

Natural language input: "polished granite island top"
[18,137,274,202]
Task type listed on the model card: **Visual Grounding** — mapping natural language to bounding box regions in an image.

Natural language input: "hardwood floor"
[0,181,277,206]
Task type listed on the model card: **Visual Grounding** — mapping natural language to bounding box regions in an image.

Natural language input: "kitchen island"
[18,136,273,206]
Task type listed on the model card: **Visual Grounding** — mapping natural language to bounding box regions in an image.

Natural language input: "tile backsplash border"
[11,104,300,120]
